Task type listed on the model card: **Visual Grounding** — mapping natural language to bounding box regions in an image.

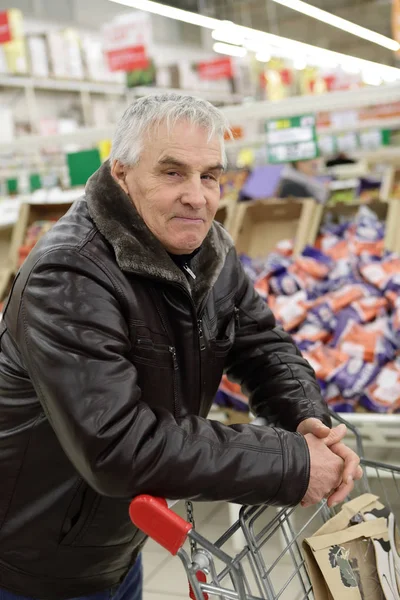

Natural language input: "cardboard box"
[214,198,238,234]
[306,199,400,254]
[230,198,318,258]
[0,202,73,301]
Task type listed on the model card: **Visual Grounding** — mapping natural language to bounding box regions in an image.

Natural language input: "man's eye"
[167,171,180,177]
[202,174,216,181]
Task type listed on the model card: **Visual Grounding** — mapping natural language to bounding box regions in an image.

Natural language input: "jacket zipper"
[183,263,196,280]
[234,306,240,329]
[150,281,212,417]
[198,320,206,351]
[169,346,180,418]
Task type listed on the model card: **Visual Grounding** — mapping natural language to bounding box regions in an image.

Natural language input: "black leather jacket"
[0,162,330,598]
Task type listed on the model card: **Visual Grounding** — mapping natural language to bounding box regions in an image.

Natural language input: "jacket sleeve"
[225,257,331,432]
[14,248,311,507]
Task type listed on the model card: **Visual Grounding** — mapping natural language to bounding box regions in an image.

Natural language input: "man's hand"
[297,418,363,507]
[301,433,344,508]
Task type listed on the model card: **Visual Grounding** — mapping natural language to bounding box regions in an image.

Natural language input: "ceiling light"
[108,0,220,29]
[212,24,244,45]
[213,42,247,58]
[108,0,400,81]
[271,0,400,52]
[255,50,271,62]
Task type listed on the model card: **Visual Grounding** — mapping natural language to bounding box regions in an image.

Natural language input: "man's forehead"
[158,154,224,172]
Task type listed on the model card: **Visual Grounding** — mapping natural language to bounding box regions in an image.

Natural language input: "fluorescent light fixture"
[108,0,220,29]
[212,24,244,45]
[213,42,247,58]
[271,0,400,52]
[108,0,400,81]
[255,50,271,62]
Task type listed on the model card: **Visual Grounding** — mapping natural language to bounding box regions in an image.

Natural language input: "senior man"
[0,94,361,600]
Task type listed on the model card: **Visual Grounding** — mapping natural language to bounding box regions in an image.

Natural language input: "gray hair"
[110,93,231,168]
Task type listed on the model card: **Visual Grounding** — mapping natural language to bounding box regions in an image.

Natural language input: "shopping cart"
[129,412,400,599]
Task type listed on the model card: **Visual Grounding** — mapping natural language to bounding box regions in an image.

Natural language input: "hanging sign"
[198,57,233,80]
[103,12,152,72]
[0,12,11,44]
[266,114,318,163]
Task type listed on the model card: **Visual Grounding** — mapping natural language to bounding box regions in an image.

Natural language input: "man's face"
[112,120,223,255]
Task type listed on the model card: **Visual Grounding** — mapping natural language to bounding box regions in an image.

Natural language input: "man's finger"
[355,465,363,480]
[330,442,360,484]
[323,424,347,447]
[327,478,355,507]
[297,418,331,438]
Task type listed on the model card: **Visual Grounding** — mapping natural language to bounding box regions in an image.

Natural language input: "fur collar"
[85,161,233,309]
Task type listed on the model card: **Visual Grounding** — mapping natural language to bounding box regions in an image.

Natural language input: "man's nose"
[181,177,206,208]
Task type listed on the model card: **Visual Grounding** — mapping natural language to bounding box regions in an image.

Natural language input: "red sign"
[0,12,11,45]
[198,58,233,80]
[106,45,149,72]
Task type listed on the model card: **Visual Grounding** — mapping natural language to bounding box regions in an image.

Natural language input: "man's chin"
[168,235,205,255]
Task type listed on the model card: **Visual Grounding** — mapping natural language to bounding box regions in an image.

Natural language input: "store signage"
[266,114,318,163]
[0,12,12,45]
[106,45,149,72]
[103,11,152,72]
[318,129,391,156]
[198,57,233,80]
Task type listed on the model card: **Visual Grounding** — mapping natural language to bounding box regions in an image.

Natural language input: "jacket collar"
[85,160,233,309]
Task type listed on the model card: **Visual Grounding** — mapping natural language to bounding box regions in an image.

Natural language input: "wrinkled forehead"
[142,118,225,166]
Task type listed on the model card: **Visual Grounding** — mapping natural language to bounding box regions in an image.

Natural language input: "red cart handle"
[129,495,192,555]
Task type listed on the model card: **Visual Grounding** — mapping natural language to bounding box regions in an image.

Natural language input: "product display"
[18,220,57,266]
[217,206,400,414]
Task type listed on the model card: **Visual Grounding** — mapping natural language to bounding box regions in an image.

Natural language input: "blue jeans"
[0,555,142,600]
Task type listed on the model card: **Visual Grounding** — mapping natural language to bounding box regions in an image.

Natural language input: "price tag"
[266,114,318,164]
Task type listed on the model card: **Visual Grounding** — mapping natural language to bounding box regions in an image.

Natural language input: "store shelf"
[221,84,400,122]
[128,85,243,104]
[319,116,400,136]
[0,125,115,154]
[0,77,242,103]
[0,75,126,95]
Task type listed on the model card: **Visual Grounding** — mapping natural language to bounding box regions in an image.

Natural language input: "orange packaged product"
[218,375,249,407]
[311,285,366,313]
[350,239,384,257]
[324,240,349,261]
[360,360,400,413]
[254,276,269,300]
[350,297,388,323]
[293,325,331,349]
[294,256,330,279]
[273,291,308,332]
[302,343,349,381]
[334,319,395,365]
[361,257,400,290]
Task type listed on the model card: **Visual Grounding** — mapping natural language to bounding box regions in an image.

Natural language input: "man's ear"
[111,160,129,195]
